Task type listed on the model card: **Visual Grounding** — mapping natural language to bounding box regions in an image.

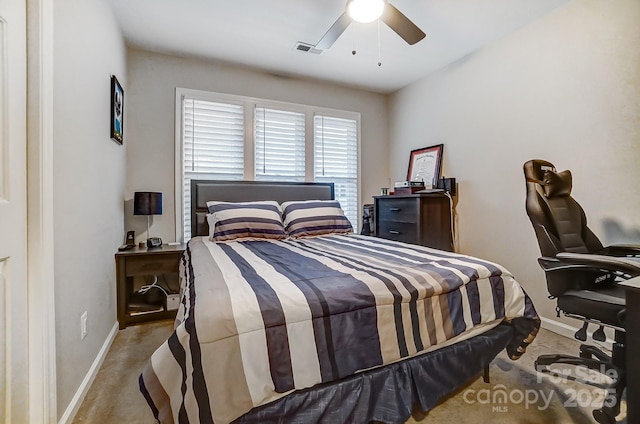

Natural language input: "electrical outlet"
[81,311,88,340]
[166,294,180,311]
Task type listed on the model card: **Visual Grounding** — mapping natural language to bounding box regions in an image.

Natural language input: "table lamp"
[134,192,162,247]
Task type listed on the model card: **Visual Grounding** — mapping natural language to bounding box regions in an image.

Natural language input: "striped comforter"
[140,234,539,424]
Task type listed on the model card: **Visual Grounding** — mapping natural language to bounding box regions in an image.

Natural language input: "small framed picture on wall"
[110,75,124,144]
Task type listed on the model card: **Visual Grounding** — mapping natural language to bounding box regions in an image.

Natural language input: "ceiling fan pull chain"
[352,33,357,56]
[377,19,382,67]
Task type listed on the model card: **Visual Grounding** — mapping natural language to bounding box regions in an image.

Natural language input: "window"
[182,98,244,240]
[255,107,306,182]
[314,115,358,226]
[176,89,360,242]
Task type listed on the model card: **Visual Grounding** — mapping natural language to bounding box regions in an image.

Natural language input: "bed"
[140,180,540,424]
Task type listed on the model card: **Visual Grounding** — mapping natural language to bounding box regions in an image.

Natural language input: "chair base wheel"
[592,409,616,424]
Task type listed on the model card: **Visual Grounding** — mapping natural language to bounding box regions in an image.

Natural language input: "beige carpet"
[73,322,625,424]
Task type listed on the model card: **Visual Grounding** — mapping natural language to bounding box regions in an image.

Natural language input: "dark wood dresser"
[374,193,454,252]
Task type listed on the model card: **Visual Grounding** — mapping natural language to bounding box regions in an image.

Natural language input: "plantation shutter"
[255,107,305,181]
[182,98,244,239]
[314,115,358,228]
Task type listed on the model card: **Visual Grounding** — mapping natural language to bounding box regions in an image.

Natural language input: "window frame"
[174,87,361,242]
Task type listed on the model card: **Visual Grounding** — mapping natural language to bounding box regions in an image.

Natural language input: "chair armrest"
[600,244,640,257]
[619,275,640,290]
[539,252,640,277]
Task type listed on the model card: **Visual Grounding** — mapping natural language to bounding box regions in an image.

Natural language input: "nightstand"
[115,243,186,329]
[374,193,454,251]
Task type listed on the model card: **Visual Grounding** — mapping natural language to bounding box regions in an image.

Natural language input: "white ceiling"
[109,0,569,93]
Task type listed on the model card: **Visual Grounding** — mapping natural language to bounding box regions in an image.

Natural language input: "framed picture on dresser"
[407,144,443,186]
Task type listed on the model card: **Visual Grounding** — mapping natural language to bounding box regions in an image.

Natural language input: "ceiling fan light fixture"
[347,0,385,24]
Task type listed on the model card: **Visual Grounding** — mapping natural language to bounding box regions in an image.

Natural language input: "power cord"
[137,275,169,297]
[444,191,459,252]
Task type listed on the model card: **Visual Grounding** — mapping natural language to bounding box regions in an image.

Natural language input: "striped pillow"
[281,200,353,238]
[206,201,286,242]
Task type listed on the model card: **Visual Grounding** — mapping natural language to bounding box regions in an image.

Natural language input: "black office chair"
[523,159,640,424]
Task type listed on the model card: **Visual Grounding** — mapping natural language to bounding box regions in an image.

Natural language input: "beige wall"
[388,0,640,328]
[53,0,127,417]
[125,49,390,242]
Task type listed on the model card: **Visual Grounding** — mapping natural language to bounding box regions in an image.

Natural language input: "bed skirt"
[231,324,514,424]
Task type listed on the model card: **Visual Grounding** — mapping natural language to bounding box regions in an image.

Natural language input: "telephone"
[118,231,136,251]
[147,237,163,248]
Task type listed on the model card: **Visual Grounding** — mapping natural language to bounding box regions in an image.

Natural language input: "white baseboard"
[541,317,613,350]
[58,321,119,424]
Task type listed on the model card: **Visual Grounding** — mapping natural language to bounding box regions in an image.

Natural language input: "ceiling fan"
[315,0,426,50]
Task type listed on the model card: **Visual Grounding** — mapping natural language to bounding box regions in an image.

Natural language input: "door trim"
[26,0,56,421]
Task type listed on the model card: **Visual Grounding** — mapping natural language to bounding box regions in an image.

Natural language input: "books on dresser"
[393,180,425,195]
[394,180,425,188]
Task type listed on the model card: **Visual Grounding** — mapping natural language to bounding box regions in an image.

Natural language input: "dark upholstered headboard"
[191,180,335,237]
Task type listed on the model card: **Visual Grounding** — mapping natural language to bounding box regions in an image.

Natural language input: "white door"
[0,0,29,422]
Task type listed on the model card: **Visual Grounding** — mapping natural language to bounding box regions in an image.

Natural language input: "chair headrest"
[523,160,572,198]
[523,159,556,182]
[542,169,572,198]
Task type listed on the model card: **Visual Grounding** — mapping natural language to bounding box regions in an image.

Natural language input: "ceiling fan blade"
[315,12,352,50]
[381,3,425,45]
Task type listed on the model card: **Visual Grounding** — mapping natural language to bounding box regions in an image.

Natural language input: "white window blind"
[255,107,306,181]
[182,98,244,239]
[314,115,358,227]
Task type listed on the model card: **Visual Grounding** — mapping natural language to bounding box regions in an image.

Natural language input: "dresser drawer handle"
[389,230,401,235]
[389,208,402,212]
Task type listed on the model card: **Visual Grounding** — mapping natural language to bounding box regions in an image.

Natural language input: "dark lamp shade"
[134,192,162,215]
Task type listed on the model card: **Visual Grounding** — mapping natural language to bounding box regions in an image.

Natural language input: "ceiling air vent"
[294,42,323,55]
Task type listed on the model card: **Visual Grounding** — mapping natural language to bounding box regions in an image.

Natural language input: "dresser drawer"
[376,198,417,223]
[374,194,454,252]
[125,254,181,276]
[377,221,419,244]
